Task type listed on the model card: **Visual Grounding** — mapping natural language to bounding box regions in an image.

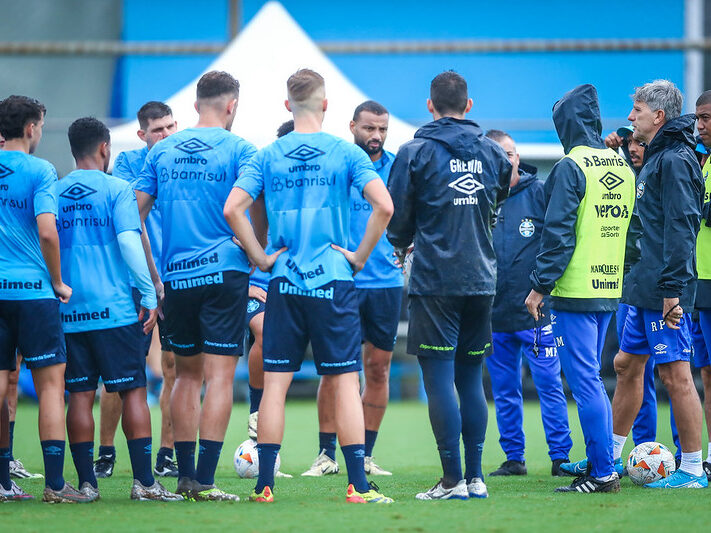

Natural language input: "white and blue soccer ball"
[233,438,280,479]
[627,441,676,486]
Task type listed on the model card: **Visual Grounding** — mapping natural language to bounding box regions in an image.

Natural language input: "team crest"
[519,218,535,238]
[636,181,645,199]
[247,300,260,314]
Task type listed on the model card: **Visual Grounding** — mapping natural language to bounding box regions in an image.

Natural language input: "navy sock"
[341,444,369,493]
[8,421,15,461]
[249,385,263,414]
[364,430,378,457]
[418,356,463,486]
[127,437,154,487]
[319,432,337,461]
[195,439,223,486]
[70,441,97,488]
[156,446,173,464]
[174,441,196,480]
[255,443,280,492]
[98,445,116,459]
[41,439,66,490]
[455,359,488,482]
[0,447,10,490]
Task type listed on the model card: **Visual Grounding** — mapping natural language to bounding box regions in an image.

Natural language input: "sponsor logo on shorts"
[418,344,454,352]
[320,360,358,368]
[467,342,491,356]
[175,138,213,155]
[65,376,89,384]
[264,358,290,365]
[278,281,334,300]
[204,340,239,349]
[23,353,57,362]
[654,343,668,354]
[165,252,219,274]
[0,279,43,291]
[59,182,97,201]
[104,377,135,385]
[61,307,110,323]
[247,300,261,313]
[519,218,535,237]
[170,271,224,290]
[0,163,14,179]
[285,144,325,162]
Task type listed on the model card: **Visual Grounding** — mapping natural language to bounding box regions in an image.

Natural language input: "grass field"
[1,400,708,532]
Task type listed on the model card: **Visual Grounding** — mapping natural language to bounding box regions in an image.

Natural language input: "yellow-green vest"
[697,157,711,280]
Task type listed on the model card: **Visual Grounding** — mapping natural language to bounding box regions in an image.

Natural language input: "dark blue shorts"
[246,297,266,327]
[691,310,711,368]
[0,298,65,371]
[357,287,402,352]
[262,277,361,375]
[620,305,692,364]
[163,271,249,356]
[65,322,146,393]
[407,294,494,362]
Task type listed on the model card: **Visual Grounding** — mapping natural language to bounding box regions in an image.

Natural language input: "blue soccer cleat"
[559,458,624,477]
[644,469,708,489]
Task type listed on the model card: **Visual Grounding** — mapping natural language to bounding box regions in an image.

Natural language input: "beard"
[356,138,382,157]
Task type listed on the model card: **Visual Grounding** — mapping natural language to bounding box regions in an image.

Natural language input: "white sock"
[594,472,618,483]
[612,434,627,461]
[680,450,703,477]
[707,443,711,463]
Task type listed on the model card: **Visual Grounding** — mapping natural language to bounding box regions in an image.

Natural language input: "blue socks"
[174,441,196,480]
[455,359,488,482]
[249,386,263,414]
[195,439,223,486]
[98,445,115,459]
[0,447,10,490]
[41,440,66,490]
[127,437,154,487]
[156,446,173,464]
[319,432,337,460]
[8,421,14,461]
[364,430,378,457]
[70,441,96,488]
[341,444,369,493]
[255,443,280,492]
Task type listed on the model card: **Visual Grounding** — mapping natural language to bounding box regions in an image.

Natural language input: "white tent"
[109,1,418,161]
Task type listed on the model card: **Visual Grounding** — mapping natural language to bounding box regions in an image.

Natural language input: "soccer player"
[484,129,572,477]
[0,95,89,503]
[526,84,636,493]
[94,101,179,479]
[607,80,705,489]
[135,71,255,501]
[388,71,511,500]
[303,101,403,477]
[225,68,394,504]
[57,117,181,501]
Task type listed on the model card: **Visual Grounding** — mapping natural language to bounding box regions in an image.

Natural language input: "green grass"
[2,401,709,532]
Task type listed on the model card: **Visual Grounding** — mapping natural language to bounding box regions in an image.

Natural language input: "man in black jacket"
[611,80,706,488]
[484,130,572,478]
[388,71,511,500]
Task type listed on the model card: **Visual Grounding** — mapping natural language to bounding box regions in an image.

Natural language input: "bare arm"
[249,194,269,248]
[134,190,163,302]
[37,212,71,303]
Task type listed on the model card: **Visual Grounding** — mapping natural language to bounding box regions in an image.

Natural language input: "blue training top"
[0,150,58,300]
[55,169,142,332]
[348,149,403,289]
[235,131,379,291]
[113,146,162,274]
[135,127,256,282]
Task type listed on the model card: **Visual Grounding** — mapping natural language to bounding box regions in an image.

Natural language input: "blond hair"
[287,69,325,112]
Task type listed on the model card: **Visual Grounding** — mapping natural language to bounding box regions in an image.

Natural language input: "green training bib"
[697,157,711,280]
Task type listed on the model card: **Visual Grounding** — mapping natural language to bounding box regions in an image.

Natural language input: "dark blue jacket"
[625,114,703,311]
[492,164,549,332]
[530,84,622,312]
[619,141,643,303]
[387,117,511,296]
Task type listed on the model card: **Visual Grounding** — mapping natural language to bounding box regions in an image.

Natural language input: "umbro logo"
[285,144,325,162]
[0,163,13,179]
[44,445,63,456]
[653,343,668,352]
[599,172,624,191]
[60,182,97,201]
[448,173,484,195]
[175,138,213,155]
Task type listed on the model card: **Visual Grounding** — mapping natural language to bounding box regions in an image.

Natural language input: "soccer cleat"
[93,454,115,478]
[176,477,196,501]
[9,459,44,479]
[415,479,469,501]
[644,469,708,489]
[490,460,527,476]
[130,480,184,501]
[551,458,570,477]
[467,477,488,499]
[249,485,274,503]
[42,482,95,503]
[346,481,394,503]
[0,481,34,501]
[193,483,240,502]
[248,411,259,441]
[154,458,179,477]
[554,474,620,493]
[275,470,293,478]
[703,461,711,482]
[364,456,392,476]
[79,482,100,501]
[301,450,339,476]
[558,458,624,477]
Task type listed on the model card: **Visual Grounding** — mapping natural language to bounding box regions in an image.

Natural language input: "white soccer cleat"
[415,479,469,500]
[247,411,258,441]
[130,480,184,502]
[301,450,340,477]
[467,477,489,498]
[364,456,392,476]
[9,459,44,479]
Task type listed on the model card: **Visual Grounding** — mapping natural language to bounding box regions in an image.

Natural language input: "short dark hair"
[353,100,388,121]
[485,129,512,143]
[68,117,110,159]
[196,71,240,100]
[430,71,468,115]
[0,95,46,140]
[137,101,172,130]
[277,120,294,138]
[287,69,325,105]
[697,90,711,108]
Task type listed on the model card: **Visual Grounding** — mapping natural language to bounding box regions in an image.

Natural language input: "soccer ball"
[627,441,676,486]
[233,439,281,479]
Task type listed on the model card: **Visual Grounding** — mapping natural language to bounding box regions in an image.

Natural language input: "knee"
[7,368,19,387]
[657,363,693,392]
[364,358,390,386]
[613,352,643,378]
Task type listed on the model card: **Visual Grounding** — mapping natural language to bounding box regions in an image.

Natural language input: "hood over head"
[552,84,605,154]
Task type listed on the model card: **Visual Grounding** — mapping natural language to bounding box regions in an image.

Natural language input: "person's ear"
[464,98,473,114]
[137,129,147,142]
[285,99,292,112]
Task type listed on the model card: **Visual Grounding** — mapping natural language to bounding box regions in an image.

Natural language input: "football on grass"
[627,441,676,486]
[233,438,281,479]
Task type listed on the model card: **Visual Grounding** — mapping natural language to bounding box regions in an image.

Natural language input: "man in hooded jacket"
[388,71,511,500]
[526,84,636,493]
